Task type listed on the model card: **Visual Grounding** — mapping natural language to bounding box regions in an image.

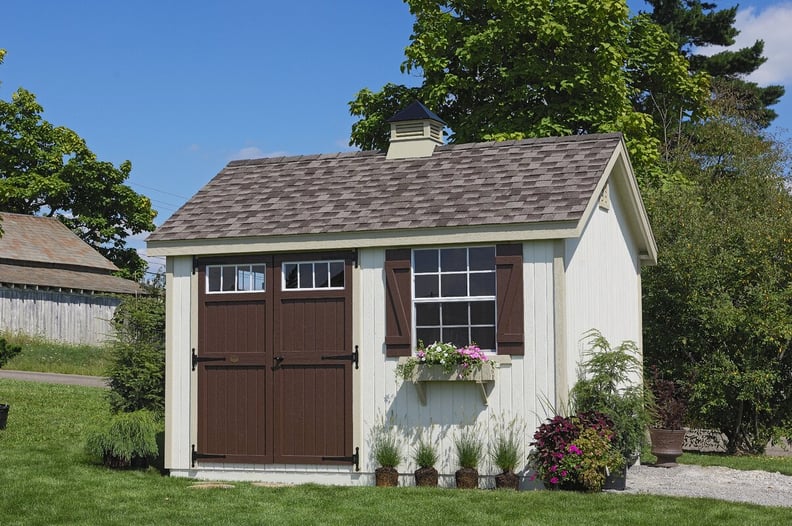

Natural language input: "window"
[385,244,524,357]
[412,247,496,350]
[206,264,266,293]
[283,260,345,290]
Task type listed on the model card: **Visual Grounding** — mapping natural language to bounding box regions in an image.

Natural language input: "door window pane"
[221,266,236,291]
[252,265,266,290]
[208,267,221,291]
[284,263,298,289]
[315,263,329,288]
[207,263,266,293]
[330,262,345,287]
[299,263,314,288]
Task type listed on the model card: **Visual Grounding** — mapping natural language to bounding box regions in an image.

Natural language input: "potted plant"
[0,337,22,429]
[569,330,652,489]
[490,416,523,490]
[647,366,688,467]
[412,432,439,487]
[453,425,483,489]
[370,422,402,486]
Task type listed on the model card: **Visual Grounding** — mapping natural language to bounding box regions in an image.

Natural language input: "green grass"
[680,452,792,476]
[2,380,792,525]
[1,333,110,376]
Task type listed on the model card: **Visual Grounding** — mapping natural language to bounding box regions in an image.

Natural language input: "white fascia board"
[147,221,580,257]
[573,140,658,266]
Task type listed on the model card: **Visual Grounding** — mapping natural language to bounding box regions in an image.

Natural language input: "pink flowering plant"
[527,411,624,491]
[395,340,493,380]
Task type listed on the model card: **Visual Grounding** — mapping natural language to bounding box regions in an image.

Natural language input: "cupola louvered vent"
[386,101,446,159]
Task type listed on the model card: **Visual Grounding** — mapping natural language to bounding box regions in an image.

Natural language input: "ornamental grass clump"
[85,410,161,469]
[490,416,524,490]
[454,425,484,489]
[412,432,439,487]
[370,422,402,487]
[528,411,624,491]
[395,341,492,380]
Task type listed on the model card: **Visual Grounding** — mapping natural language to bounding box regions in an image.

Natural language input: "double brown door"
[194,253,353,466]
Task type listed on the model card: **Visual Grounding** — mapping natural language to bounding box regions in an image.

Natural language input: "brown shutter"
[385,249,412,357]
[496,244,524,355]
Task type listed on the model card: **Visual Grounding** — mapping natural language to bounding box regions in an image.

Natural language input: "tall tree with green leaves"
[642,89,792,453]
[644,0,785,127]
[349,0,708,188]
[0,49,156,281]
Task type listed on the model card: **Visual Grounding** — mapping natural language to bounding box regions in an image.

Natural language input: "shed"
[147,102,656,486]
[0,212,142,345]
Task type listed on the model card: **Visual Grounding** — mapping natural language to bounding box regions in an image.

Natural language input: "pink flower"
[568,444,582,455]
[550,477,559,485]
[560,470,567,477]
[549,465,557,472]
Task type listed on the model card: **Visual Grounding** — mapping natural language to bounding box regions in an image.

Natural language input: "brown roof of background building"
[0,212,142,294]
[148,133,623,243]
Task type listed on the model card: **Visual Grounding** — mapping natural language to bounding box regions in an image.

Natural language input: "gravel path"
[618,464,792,508]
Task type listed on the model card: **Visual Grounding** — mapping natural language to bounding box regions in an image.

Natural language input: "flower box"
[405,363,495,406]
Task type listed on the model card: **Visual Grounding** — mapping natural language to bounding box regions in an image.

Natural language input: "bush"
[528,411,624,491]
[107,296,165,414]
[570,330,651,461]
[0,337,21,368]
[85,410,161,469]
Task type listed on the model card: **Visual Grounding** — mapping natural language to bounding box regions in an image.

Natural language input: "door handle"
[272,356,285,370]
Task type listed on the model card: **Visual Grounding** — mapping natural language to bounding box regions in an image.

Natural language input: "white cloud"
[229,146,289,160]
[697,3,792,85]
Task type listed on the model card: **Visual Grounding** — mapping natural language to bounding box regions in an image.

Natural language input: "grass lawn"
[1,333,111,376]
[1,380,791,525]
[680,452,792,476]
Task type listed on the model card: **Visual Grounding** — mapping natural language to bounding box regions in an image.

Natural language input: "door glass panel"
[330,262,345,287]
[299,263,314,288]
[208,266,221,291]
[221,266,236,291]
[315,263,329,288]
[252,265,266,290]
[284,263,298,289]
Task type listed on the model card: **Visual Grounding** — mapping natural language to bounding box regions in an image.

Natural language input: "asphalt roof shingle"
[149,134,623,243]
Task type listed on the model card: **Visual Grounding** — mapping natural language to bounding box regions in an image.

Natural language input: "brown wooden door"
[196,256,273,464]
[195,252,353,466]
[272,253,354,465]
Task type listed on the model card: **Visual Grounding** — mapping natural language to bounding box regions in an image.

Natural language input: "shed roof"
[149,133,625,244]
[0,212,142,294]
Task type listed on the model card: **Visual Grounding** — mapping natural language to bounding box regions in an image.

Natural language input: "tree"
[645,0,785,127]
[642,91,792,453]
[349,0,709,187]
[0,49,156,281]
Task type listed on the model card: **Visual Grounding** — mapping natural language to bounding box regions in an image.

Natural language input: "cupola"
[385,101,446,160]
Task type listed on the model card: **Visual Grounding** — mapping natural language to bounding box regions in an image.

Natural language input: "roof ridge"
[227,149,382,167]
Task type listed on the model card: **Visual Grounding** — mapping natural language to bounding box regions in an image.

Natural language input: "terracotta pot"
[494,470,519,490]
[455,467,479,489]
[375,466,399,487]
[650,428,686,467]
[414,466,439,487]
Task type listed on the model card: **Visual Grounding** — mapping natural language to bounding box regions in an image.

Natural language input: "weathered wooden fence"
[0,286,121,346]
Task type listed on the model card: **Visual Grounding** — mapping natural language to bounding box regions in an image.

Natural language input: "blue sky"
[2,1,790,272]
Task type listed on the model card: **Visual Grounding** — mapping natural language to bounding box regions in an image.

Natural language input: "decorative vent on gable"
[393,121,425,139]
[599,183,611,210]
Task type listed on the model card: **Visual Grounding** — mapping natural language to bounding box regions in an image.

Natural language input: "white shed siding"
[164,256,193,471]
[357,243,555,483]
[563,182,643,394]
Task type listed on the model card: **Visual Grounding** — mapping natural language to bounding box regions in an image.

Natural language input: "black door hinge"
[192,348,225,371]
[322,446,359,471]
[191,444,226,467]
[320,345,359,369]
